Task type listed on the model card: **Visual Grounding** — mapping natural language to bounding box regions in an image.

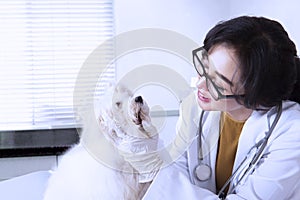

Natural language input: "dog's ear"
[115,83,133,97]
[97,106,113,128]
[101,81,116,95]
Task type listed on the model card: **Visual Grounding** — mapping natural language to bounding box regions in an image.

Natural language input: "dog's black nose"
[135,96,143,103]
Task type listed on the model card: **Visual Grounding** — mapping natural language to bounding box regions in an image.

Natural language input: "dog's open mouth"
[135,110,142,125]
[131,96,146,125]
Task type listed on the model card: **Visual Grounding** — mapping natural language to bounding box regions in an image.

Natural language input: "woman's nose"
[196,76,208,90]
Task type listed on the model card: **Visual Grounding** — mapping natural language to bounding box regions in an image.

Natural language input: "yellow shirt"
[215,112,245,194]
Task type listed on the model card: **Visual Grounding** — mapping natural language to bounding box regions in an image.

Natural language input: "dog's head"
[97,84,155,138]
[110,84,133,124]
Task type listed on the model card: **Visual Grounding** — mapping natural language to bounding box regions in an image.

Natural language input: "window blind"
[0,0,114,131]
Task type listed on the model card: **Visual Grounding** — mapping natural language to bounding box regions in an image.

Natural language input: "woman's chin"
[197,99,213,111]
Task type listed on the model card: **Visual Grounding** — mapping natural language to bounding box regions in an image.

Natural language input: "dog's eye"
[115,102,122,108]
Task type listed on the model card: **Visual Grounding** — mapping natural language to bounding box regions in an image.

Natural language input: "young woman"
[119,16,300,199]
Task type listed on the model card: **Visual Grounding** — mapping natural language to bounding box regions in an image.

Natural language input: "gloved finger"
[141,121,157,137]
[121,150,160,161]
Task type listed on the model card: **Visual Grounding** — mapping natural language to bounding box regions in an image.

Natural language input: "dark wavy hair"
[203,16,300,109]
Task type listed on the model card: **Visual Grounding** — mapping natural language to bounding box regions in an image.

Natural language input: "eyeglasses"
[192,47,243,101]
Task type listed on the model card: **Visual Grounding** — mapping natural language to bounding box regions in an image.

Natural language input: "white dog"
[43,84,158,200]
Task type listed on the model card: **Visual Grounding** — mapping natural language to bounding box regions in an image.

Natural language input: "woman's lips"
[198,90,210,103]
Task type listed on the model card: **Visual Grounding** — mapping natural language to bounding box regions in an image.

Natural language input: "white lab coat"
[143,91,300,200]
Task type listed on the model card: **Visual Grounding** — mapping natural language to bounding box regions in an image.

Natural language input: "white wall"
[114,0,300,66]
[114,0,228,43]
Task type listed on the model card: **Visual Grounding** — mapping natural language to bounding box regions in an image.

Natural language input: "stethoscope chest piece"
[194,163,211,181]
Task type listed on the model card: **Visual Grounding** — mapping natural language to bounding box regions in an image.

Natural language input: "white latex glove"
[96,89,164,183]
[109,120,163,183]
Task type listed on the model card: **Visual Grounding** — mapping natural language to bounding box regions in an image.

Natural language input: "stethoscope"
[194,104,283,199]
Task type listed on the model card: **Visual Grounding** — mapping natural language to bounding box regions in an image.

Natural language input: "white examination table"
[0,171,51,200]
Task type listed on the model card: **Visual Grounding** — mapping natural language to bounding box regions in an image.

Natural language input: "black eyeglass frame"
[192,47,244,101]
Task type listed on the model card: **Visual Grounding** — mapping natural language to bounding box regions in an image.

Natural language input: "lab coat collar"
[192,92,202,126]
[230,105,282,190]
[233,106,278,170]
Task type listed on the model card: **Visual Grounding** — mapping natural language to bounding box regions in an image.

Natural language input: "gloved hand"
[108,120,163,183]
[96,90,164,182]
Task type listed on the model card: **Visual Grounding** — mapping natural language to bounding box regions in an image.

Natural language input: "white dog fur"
[43,84,157,200]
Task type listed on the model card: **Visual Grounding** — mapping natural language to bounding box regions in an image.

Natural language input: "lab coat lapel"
[231,110,269,187]
[201,111,220,159]
[234,111,269,168]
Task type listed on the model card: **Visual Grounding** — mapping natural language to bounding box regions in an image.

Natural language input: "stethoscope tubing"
[196,104,283,199]
[227,104,282,194]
